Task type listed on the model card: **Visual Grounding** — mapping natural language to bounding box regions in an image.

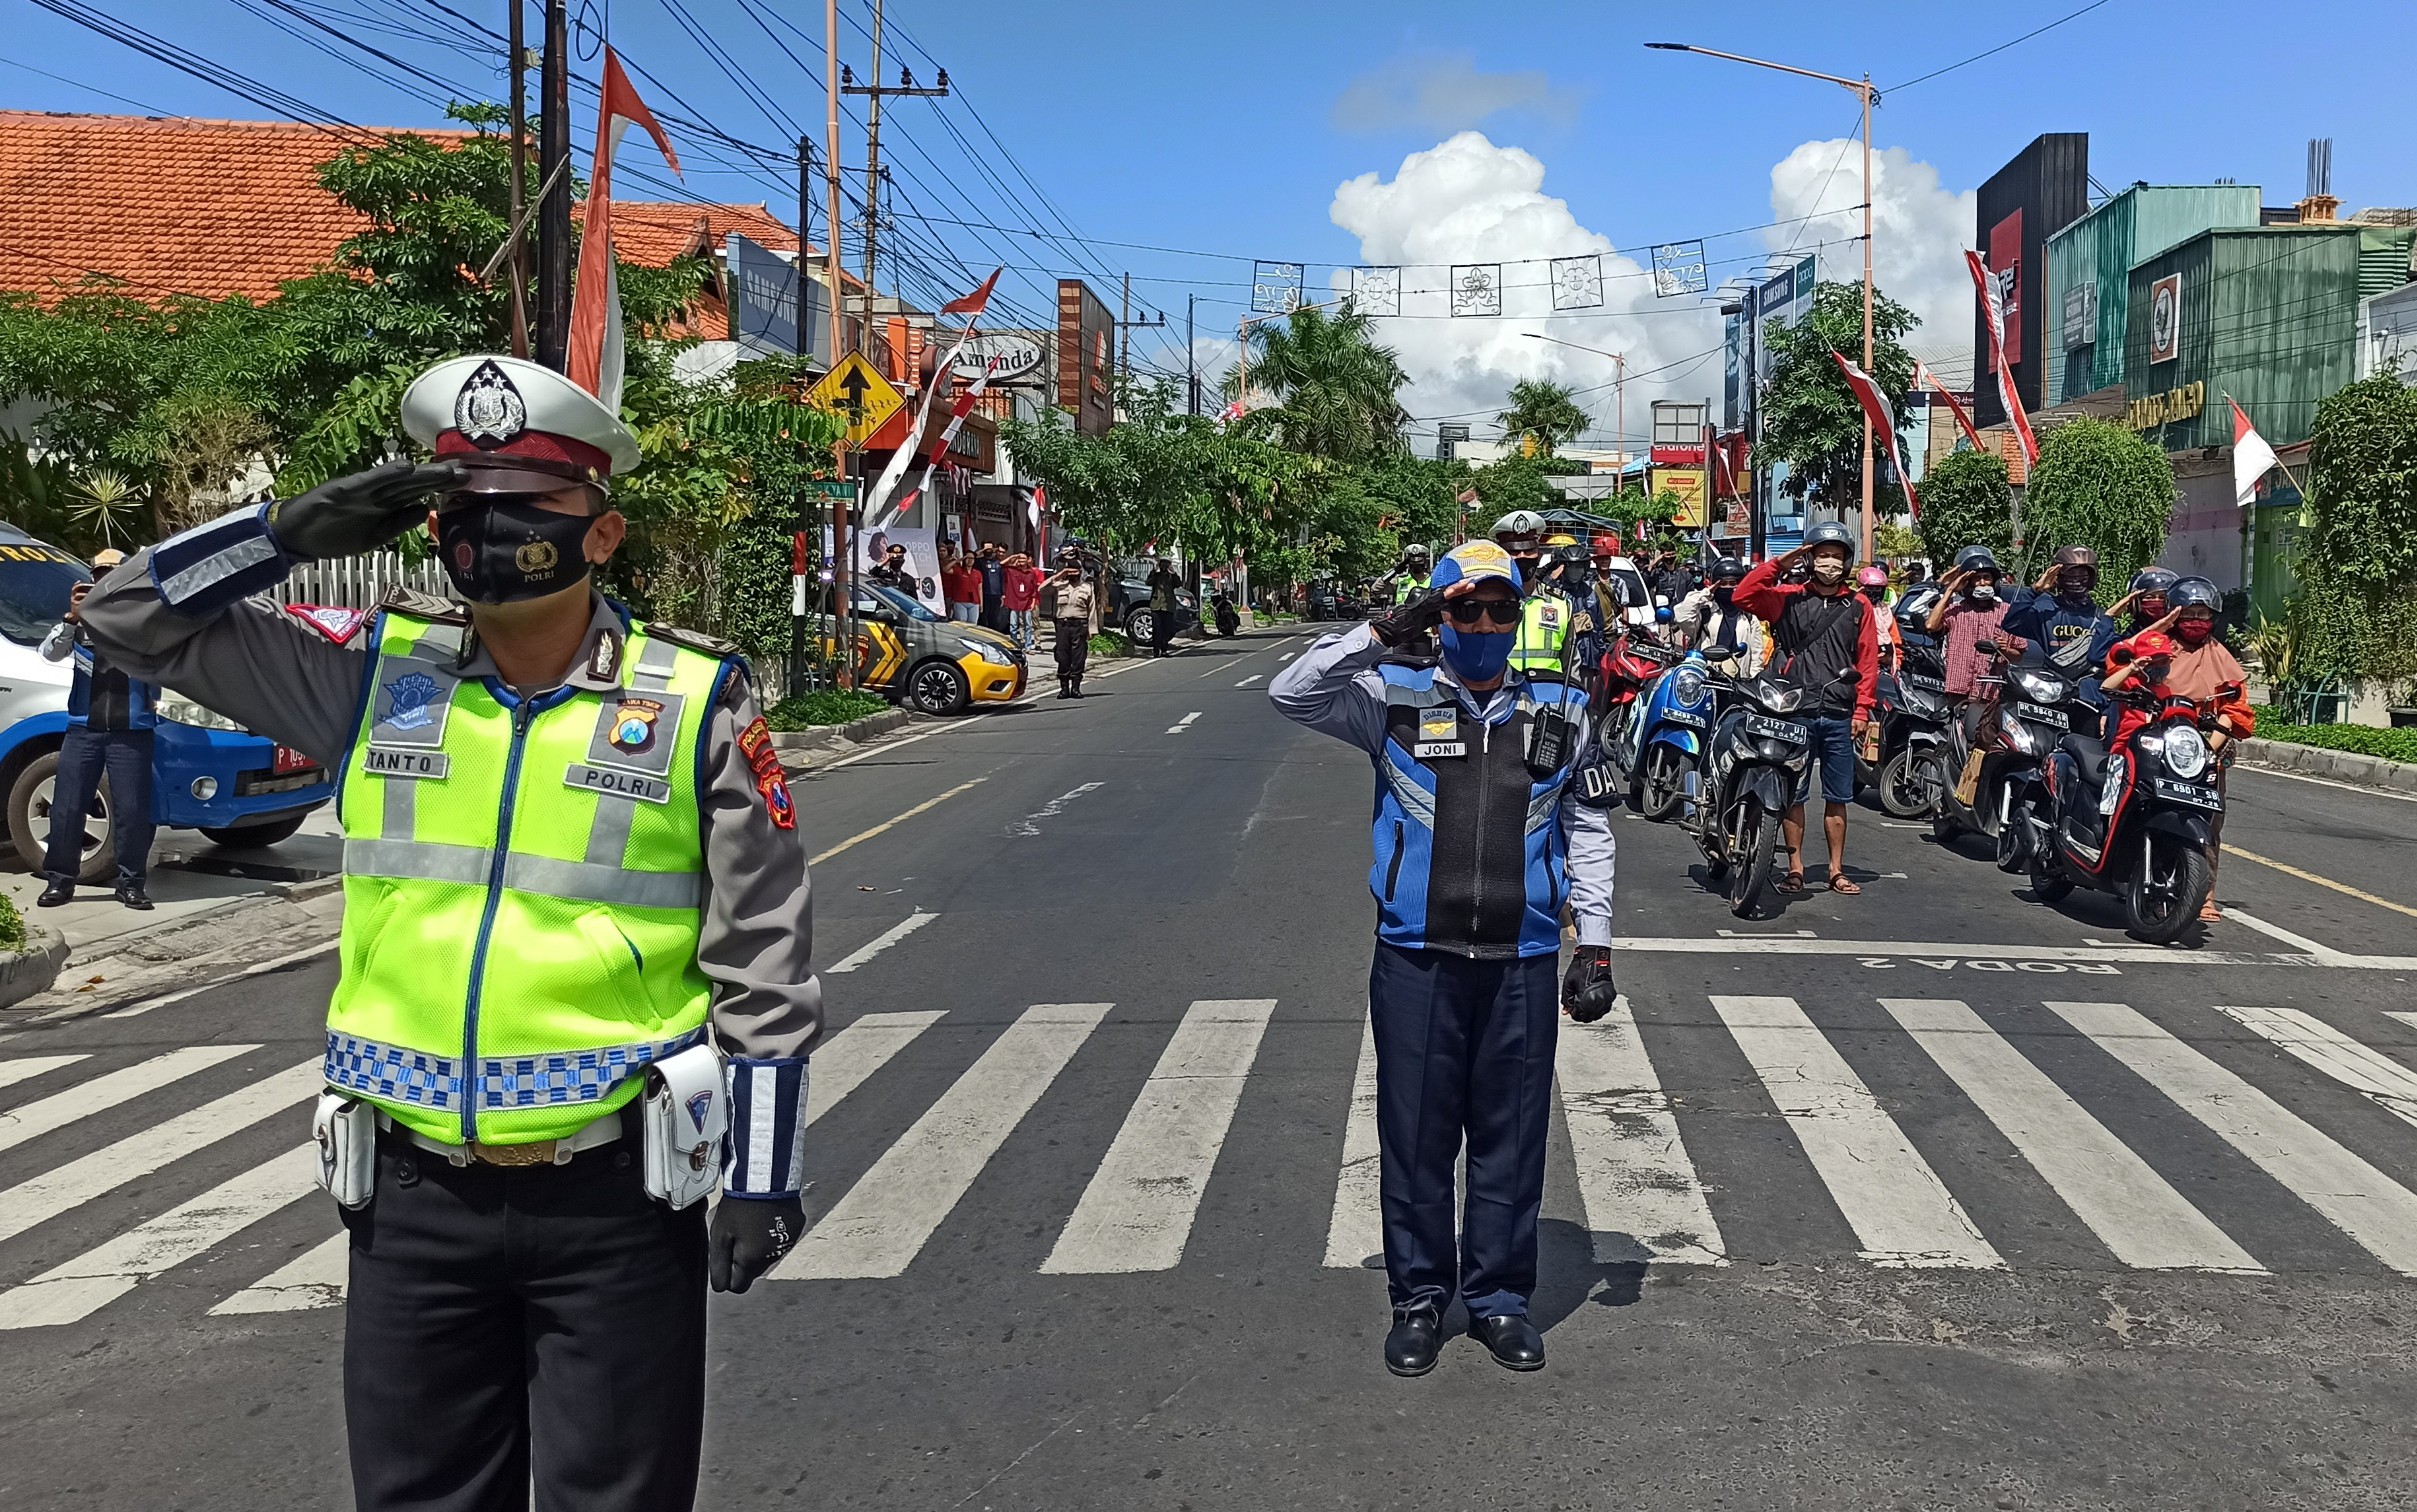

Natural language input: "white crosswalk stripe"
[1322,1017,1383,1270]
[0,1055,88,1092]
[1556,1002,1727,1266]
[211,1232,348,1317]
[0,1044,255,1155]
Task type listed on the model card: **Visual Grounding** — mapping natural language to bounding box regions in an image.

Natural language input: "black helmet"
[1954,545,2000,576]
[1709,556,1747,585]
[2169,575,2221,612]
[1894,584,1943,629]
[2129,567,2177,598]
[1803,520,1858,564]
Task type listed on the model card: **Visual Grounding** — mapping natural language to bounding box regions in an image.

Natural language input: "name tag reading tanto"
[567,762,672,805]
[363,746,450,780]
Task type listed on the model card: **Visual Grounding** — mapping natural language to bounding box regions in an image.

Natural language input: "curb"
[770,706,912,764]
[2236,737,2417,796]
[0,924,70,1009]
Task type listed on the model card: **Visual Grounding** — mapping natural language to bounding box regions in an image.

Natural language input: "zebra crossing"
[12,989,2417,1332]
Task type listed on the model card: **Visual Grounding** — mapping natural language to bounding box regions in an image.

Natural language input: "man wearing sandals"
[1734,522,1879,897]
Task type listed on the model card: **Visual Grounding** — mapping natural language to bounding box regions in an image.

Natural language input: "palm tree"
[1223,303,1409,463]
[1496,379,1590,456]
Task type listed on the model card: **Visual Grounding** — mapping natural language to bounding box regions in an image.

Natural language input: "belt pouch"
[642,1042,728,1209]
[312,1092,377,1209]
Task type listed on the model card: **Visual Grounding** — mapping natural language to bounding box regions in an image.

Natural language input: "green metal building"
[2044,184,2261,406]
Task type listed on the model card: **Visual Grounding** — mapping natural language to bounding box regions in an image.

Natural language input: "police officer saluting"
[75,354,821,1512]
[1271,541,1620,1377]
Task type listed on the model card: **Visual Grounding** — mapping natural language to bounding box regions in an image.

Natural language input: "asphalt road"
[5,621,2417,1511]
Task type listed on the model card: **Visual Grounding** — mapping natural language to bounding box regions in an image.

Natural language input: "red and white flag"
[1829,349,1919,518]
[864,268,1002,528]
[1965,249,2037,465]
[2231,396,2278,509]
[565,49,680,413]
[1217,398,1245,425]
[886,356,1002,526]
[1028,484,1046,533]
[1914,360,1985,453]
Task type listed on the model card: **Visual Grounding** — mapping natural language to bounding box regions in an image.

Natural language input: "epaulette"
[378,586,469,624]
[644,623,743,660]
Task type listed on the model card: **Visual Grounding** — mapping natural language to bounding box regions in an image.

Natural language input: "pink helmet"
[1856,566,1890,588]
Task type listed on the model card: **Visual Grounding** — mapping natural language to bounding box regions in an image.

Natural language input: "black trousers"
[1150,609,1175,655]
[341,1130,708,1512]
[44,724,154,886]
[1367,943,1560,1320]
[1054,618,1090,684]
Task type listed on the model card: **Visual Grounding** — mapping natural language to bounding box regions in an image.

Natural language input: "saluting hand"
[266,459,468,562]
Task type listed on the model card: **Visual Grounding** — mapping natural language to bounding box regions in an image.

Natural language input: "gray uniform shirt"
[77,553,823,1061]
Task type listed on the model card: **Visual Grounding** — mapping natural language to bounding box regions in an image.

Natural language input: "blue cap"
[1429,540,1523,596]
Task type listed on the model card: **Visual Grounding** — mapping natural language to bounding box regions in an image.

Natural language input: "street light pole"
[1519,330,1624,472]
[1646,42,1881,563]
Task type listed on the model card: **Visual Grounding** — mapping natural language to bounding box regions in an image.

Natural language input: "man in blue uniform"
[1270,541,1621,1377]
[2002,545,2120,736]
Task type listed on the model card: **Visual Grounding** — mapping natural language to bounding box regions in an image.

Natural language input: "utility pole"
[824,0,851,685]
[1114,273,1165,380]
[533,0,571,370]
[506,1,530,359]
[1186,294,1198,414]
[841,7,949,362]
[1858,71,1876,566]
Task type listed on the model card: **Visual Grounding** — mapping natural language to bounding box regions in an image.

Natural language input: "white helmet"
[1492,509,1547,545]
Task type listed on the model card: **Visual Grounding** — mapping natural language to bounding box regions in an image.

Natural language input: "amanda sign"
[2121,379,2205,433]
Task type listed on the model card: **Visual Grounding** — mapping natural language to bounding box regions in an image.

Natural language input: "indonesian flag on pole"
[862,268,1002,528]
[566,49,679,413]
[1965,249,2038,465]
[879,356,1000,530]
[1915,359,1985,452]
[1028,484,1046,533]
[2231,396,2278,509]
[1829,349,1919,518]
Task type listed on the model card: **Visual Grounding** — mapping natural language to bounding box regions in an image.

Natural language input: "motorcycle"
[1211,591,1240,638]
[1593,629,1677,787]
[2028,687,2224,944]
[1681,654,1814,919]
[1621,645,1716,822]
[1872,634,1953,819]
[1933,643,2086,859]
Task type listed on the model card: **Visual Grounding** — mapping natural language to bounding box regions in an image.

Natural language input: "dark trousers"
[44,724,154,886]
[1150,609,1175,655]
[1367,942,1560,1320]
[342,1131,708,1512]
[1054,618,1090,686]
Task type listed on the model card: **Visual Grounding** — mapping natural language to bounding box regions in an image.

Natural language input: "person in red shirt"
[940,550,982,624]
[1001,552,1043,652]
[1734,522,1880,896]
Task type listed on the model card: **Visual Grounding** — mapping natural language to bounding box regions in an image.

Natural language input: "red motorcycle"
[1593,629,1679,776]
[2029,686,2226,944]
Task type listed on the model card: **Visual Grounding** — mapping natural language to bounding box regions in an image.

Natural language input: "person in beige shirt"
[1050,559,1098,698]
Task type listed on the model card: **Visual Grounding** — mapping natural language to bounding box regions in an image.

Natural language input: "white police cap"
[401,354,642,481]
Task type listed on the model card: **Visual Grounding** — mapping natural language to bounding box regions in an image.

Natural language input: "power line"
[1889,0,2117,93]
[0,50,179,114]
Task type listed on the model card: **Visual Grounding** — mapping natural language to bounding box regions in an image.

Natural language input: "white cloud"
[1327,131,1721,451]
[1331,54,1581,136]
[1764,139,1977,367]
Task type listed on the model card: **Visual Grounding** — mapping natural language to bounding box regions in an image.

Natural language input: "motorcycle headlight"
[960,639,1016,666]
[2098,753,2126,815]
[1670,668,1707,707]
[2013,669,2064,704]
[1759,684,1805,715]
[157,693,246,733]
[2161,724,2209,780]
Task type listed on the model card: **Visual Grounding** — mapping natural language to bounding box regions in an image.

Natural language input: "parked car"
[0,525,332,883]
[815,582,1026,714]
[1305,581,1340,621]
[1105,568,1198,646]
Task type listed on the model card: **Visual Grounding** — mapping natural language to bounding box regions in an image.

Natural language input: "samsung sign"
[949,330,1048,387]
[728,233,827,363]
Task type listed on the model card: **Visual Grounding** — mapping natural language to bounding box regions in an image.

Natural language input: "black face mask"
[436,497,597,604]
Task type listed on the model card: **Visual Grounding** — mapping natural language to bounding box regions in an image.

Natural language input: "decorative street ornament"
[1651,240,1708,298]
[1450,264,1502,318]
[1251,260,1305,315]
[1351,265,1401,317]
[1549,254,1604,311]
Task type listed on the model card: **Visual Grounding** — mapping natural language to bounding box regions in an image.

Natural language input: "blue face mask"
[1439,623,1514,682]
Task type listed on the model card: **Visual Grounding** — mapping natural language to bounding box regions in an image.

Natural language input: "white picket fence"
[273,549,454,610]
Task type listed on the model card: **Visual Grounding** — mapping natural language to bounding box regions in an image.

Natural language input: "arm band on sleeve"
[148,504,292,617]
[722,1056,810,1198]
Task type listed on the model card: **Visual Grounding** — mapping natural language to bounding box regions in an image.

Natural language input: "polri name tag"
[566,762,671,805]
[363,746,450,780]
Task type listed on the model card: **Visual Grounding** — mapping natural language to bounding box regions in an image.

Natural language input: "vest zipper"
[458,695,539,1143]
[1469,705,1492,944]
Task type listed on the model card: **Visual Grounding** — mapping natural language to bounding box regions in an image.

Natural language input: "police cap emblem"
[454,359,528,449]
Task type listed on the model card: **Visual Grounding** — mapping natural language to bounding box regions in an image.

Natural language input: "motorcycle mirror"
[1974,639,1999,656]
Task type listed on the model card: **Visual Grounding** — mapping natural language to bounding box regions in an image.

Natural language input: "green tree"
[1223,302,1409,463]
[1759,280,1918,517]
[1496,379,1590,456]
[2017,418,2175,602]
[1914,448,2017,567]
[2289,373,2417,685]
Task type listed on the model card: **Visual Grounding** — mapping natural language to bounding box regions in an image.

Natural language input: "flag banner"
[1651,241,1708,298]
[1915,360,1984,452]
[884,356,1002,531]
[1217,398,1246,425]
[566,48,680,412]
[1351,266,1400,317]
[2230,397,2278,509]
[1830,350,1919,518]
[1550,255,1604,311]
[1450,265,1502,318]
[863,268,1003,528]
[1965,249,2038,464]
[1251,261,1304,315]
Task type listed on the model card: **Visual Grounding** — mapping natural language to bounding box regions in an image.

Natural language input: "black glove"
[1371,589,1445,647]
[1561,945,1619,1024]
[265,459,467,561]
[708,1193,803,1294]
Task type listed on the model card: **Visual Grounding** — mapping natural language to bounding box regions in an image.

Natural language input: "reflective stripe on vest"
[1507,594,1568,672]
[326,611,726,1146]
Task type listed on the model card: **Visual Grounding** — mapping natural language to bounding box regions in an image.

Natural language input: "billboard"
[1056,279,1116,437]
[1650,467,1707,529]
[950,329,1050,389]
[1972,133,2089,427]
[728,233,827,364]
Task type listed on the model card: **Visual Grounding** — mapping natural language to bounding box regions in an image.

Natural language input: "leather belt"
[375,1110,622,1168]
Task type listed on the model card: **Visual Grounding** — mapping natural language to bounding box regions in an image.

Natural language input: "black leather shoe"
[35,880,72,908]
[1469,1313,1545,1371]
[1384,1310,1441,1377]
[114,883,153,912]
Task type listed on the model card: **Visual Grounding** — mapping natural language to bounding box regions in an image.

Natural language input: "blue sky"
[9,0,2415,440]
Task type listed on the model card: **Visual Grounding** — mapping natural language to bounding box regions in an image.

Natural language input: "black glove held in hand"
[708,1194,802,1294]
[265,459,466,561]
[1561,945,1619,1024]
[1370,589,1445,648]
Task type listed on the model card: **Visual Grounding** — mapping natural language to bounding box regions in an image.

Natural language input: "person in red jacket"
[1001,551,1043,653]
[940,550,982,623]
[1734,522,1880,896]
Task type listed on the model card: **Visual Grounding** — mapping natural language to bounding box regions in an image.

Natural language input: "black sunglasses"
[1443,597,1522,626]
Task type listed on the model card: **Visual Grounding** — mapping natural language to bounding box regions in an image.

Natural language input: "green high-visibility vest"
[1507,593,1569,674]
[1393,571,1430,605]
[325,610,728,1147]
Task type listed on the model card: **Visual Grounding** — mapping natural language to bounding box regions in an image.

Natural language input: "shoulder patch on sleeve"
[736,714,784,782]
[643,623,742,660]
[378,586,468,624]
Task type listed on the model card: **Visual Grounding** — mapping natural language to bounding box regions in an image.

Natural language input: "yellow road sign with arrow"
[808,351,905,448]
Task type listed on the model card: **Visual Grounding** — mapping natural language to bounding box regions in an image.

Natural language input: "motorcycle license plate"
[2017,702,2068,729]
[1744,714,1807,743]
[2152,776,2221,809]
[1904,674,1945,692]
[1662,709,1705,728]
[272,745,319,775]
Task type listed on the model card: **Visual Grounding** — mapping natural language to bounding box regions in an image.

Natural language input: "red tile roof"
[597,200,799,266]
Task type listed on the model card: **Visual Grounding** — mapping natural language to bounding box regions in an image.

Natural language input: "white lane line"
[2219,1003,2417,1133]
[1235,674,1264,687]
[1612,935,2417,972]
[0,1044,255,1156]
[1556,1002,1727,1267]
[2390,1012,2417,1033]
[102,942,340,1020]
[775,1003,1112,1280]
[807,1010,946,1127]
[825,913,937,974]
[1164,711,1203,735]
[1041,999,1276,1275]
[212,1231,347,1316]
[2047,1000,2417,1275]
[2220,906,2357,964]
[0,1144,317,1329]
[1880,998,2260,1271]
[0,1054,88,1092]
[1008,781,1104,837]
[1710,995,2002,1268]
[0,1058,322,1246]
[1279,651,1296,661]
[1323,1018,1384,1269]
[2233,762,2417,804]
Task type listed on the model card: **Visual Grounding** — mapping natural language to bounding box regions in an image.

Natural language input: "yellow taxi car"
[823,582,1026,714]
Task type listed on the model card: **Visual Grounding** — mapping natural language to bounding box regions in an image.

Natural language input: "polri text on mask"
[437,496,598,604]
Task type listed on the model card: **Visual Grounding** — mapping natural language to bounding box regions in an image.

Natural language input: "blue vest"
[1368,663,1582,960]
[66,642,159,730]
